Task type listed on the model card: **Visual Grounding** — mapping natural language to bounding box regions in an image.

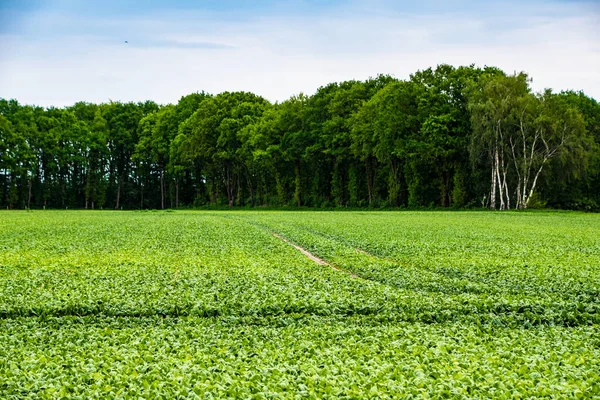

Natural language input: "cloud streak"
[125,40,235,50]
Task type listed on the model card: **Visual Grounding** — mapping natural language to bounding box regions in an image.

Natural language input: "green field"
[1,211,599,398]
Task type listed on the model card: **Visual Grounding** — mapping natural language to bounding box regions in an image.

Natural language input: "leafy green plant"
[0,210,599,397]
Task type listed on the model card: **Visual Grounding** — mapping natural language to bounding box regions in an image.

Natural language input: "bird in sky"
[124,41,128,44]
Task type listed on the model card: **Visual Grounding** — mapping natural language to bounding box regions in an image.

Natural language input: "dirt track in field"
[272,233,360,279]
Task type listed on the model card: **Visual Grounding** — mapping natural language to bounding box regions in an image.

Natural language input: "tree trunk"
[225,164,234,207]
[27,178,32,209]
[389,158,402,206]
[365,157,376,206]
[494,145,505,210]
[502,170,510,210]
[490,149,497,210]
[235,174,241,206]
[9,171,16,209]
[524,160,547,208]
[440,169,450,208]
[294,161,302,207]
[115,180,121,210]
[1,168,7,208]
[332,161,342,206]
[210,176,217,204]
[247,174,254,208]
[84,166,89,210]
[499,145,510,210]
[275,172,286,205]
[160,170,165,209]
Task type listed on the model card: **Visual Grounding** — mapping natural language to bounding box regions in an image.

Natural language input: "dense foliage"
[0,211,599,397]
[1,65,599,211]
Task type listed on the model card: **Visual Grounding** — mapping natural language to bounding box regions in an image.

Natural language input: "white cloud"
[0,1,598,106]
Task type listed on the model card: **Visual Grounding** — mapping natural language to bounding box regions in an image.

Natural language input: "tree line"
[1,64,599,211]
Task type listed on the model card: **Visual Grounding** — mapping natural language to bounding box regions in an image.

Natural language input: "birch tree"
[511,90,588,208]
[468,73,529,209]
[469,74,589,209]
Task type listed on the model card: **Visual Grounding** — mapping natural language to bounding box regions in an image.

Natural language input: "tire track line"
[272,233,360,279]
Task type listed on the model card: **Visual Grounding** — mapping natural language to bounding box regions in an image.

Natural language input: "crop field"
[1,211,599,398]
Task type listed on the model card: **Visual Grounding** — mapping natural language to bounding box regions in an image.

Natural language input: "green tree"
[181,92,269,206]
[469,74,590,209]
[352,80,419,206]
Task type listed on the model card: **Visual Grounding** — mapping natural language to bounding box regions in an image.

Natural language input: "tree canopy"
[1,65,598,211]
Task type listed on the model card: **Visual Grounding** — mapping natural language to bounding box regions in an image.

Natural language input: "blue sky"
[0,0,598,106]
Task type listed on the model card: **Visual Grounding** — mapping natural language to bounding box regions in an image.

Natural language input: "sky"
[0,0,598,106]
